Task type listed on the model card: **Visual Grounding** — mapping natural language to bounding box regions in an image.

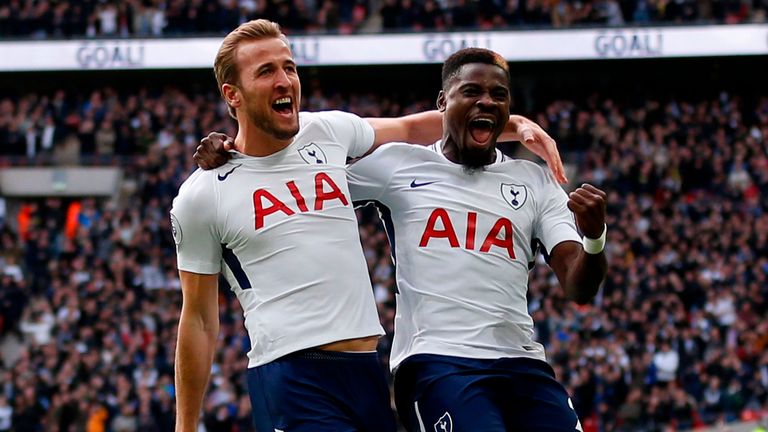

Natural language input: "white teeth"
[274,97,291,104]
[473,118,495,126]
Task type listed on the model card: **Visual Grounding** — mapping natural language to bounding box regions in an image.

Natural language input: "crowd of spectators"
[0,82,767,431]
[1,0,766,38]
[380,0,768,30]
[0,0,373,37]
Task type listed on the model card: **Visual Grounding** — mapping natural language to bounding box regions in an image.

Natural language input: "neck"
[441,137,461,164]
[441,134,496,166]
[234,118,293,157]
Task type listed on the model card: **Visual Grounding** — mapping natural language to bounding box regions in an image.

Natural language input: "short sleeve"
[347,143,408,203]
[315,111,375,158]
[534,170,582,255]
[170,170,222,274]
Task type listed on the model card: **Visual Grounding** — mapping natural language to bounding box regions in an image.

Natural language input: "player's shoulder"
[497,159,557,185]
[298,110,367,143]
[361,142,428,165]
[371,141,415,155]
[173,166,222,212]
[300,110,362,128]
[373,142,441,159]
[497,157,543,172]
[171,169,220,244]
[177,168,211,196]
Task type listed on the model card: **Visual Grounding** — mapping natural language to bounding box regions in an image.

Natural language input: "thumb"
[224,139,235,151]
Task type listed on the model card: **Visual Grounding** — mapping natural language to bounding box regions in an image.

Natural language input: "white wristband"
[582,224,607,254]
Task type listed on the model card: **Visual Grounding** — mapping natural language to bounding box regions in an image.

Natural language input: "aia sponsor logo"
[419,209,515,259]
[252,172,348,229]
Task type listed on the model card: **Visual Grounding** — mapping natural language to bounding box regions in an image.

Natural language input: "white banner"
[0,24,766,71]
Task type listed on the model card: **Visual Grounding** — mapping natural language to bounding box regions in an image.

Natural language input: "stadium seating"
[0,0,765,38]
[1,81,766,430]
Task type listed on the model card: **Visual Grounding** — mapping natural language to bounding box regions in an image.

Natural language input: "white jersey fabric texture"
[347,141,582,370]
[171,111,385,368]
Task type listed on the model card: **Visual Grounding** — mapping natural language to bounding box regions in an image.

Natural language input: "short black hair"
[441,48,510,90]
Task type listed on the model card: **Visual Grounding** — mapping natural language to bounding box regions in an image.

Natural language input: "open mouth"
[468,117,496,143]
[272,96,293,115]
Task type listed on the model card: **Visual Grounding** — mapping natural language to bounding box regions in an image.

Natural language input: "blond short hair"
[214,19,290,119]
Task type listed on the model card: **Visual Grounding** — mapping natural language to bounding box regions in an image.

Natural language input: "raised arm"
[548,184,608,304]
[549,240,607,304]
[175,270,220,432]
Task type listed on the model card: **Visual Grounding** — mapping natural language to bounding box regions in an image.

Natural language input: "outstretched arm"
[365,111,444,147]
[548,184,608,304]
[193,113,566,184]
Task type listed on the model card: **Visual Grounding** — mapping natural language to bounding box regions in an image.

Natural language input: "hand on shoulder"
[195,132,235,170]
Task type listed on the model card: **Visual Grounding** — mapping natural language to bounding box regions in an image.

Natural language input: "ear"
[436,90,446,112]
[222,83,241,110]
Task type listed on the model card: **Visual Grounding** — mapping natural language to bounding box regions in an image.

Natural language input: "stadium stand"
[1,74,767,430]
[1,2,768,429]
[0,0,766,38]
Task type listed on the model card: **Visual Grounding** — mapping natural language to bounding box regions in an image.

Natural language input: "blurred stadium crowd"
[1,0,767,38]
[0,82,766,431]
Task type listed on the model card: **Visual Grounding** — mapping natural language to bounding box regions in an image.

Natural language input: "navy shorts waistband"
[287,348,380,361]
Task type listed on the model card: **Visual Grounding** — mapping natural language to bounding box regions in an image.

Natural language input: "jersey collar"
[431,140,505,166]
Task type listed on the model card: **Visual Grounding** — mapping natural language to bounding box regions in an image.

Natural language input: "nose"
[476,93,494,108]
[274,69,292,90]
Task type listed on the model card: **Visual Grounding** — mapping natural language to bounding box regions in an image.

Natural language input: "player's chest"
[393,168,535,222]
[389,168,537,257]
[216,164,352,234]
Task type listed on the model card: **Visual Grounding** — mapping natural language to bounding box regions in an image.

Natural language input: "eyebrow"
[458,83,508,92]
[458,83,481,90]
[254,58,297,74]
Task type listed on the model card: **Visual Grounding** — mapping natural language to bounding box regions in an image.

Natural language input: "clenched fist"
[567,184,607,239]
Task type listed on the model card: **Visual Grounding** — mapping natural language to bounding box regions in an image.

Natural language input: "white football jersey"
[171,111,385,368]
[347,141,582,370]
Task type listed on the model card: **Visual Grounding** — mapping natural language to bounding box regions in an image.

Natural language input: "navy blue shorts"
[247,349,397,432]
[394,354,582,432]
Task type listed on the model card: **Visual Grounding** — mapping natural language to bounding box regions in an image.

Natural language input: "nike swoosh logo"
[410,179,439,188]
[217,164,242,181]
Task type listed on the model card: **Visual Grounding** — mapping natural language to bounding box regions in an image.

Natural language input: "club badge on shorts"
[434,412,453,432]
[501,183,528,210]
